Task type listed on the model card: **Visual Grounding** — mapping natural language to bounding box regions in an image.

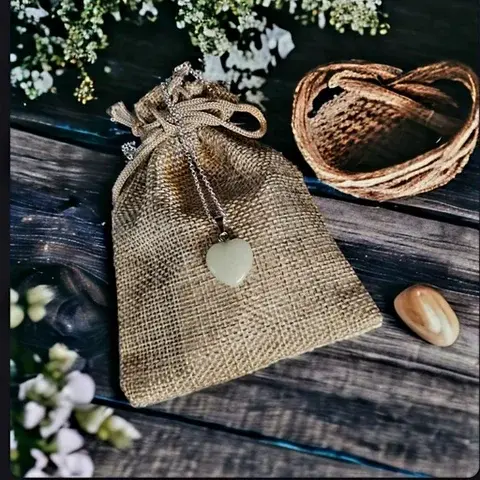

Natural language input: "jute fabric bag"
[109,64,382,407]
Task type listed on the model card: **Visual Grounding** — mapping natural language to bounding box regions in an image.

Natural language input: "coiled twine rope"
[292,60,479,201]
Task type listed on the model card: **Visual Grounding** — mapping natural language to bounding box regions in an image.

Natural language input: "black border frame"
[2,0,11,478]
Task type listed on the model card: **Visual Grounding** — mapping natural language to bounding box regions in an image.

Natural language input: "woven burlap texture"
[110,69,382,407]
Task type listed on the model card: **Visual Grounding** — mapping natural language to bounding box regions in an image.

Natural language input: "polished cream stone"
[206,238,253,287]
[394,284,460,347]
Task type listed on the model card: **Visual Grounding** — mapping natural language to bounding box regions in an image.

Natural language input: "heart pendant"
[206,238,253,287]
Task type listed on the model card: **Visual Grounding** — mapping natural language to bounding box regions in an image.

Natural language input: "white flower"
[19,377,36,401]
[11,66,25,84]
[10,304,25,328]
[23,284,54,321]
[25,468,50,478]
[111,416,142,439]
[59,371,95,405]
[49,343,78,372]
[23,401,46,429]
[238,74,266,90]
[74,405,113,434]
[10,288,19,303]
[111,10,121,21]
[318,12,326,29]
[26,285,54,305]
[56,428,84,454]
[40,401,72,438]
[32,71,54,95]
[51,451,94,477]
[203,27,216,37]
[39,372,94,438]
[24,6,49,22]
[102,415,141,449]
[267,25,294,59]
[25,449,50,479]
[31,448,49,470]
[202,55,227,82]
[139,1,158,17]
[36,378,57,397]
[10,430,17,451]
[19,374,57,401]
[245,90,267,110]
[28,304,47,322]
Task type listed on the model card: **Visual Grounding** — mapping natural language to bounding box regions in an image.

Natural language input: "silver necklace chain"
[122,62,228,239]
[121,141,137,161]
[161,65,228,237]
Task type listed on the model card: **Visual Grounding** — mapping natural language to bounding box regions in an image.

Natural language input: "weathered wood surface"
[10,129,479,477]
[10,0,480,224]
[88,409,407,478]
[390,151,478,223]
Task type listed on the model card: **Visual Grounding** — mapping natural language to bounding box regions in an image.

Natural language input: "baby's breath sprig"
[11,0,389,103]
[11,0,161,102]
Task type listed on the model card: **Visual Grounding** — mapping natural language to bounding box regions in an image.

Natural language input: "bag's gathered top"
[110,63,268,286]
[108,63,382,407]
[292,60,479,201]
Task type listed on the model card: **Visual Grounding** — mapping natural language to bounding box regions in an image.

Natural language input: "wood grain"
[391,149,479,222]
[10,0,480,223]
[87,409,407,478]
[10,129,479,477]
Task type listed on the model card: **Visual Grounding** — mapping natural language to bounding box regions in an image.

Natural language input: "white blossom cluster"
[10,0,388,103]
[327,0,389,35]
[176,0,388,56]
[10,287,141,478]
[11,285,55,327]
[202,24,295,109]
[10,0,60,101]
[10,0,160,103]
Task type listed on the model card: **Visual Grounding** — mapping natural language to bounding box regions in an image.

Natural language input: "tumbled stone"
[394,284,459,347]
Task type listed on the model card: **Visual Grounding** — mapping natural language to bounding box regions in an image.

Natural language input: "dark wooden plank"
[391,149,479,223]
[10,129,479,477]
[305,144,479,224]
[87,408,407,478]
[92,198,479,477]
[10,0,480,223]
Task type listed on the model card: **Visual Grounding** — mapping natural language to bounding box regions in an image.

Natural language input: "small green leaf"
[11,461,22,478]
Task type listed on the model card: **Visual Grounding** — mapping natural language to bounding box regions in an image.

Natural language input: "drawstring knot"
[108,73,267,205]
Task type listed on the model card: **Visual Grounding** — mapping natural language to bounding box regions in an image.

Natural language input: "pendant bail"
[218,231,229,243]
[215,217,229,242]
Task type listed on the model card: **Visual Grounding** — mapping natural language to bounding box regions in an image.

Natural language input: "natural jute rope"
[292,60,479,201]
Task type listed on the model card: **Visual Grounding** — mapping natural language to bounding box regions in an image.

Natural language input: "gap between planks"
[91,394,430,478]
[9,120,480,229]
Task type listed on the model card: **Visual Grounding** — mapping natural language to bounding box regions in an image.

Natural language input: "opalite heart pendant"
[206,238,253,287]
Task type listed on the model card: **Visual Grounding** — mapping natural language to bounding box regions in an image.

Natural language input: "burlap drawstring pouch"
[292,60,479,201]
[108,63,382,407]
